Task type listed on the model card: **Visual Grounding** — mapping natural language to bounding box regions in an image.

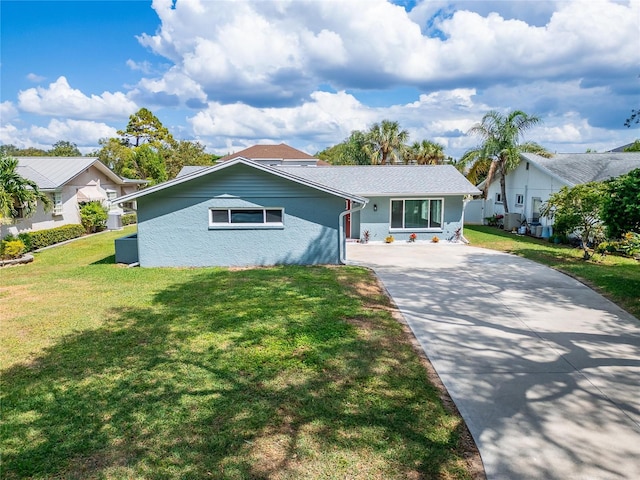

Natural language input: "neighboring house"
[1,157,145,237]
[218,143,326,166]
[114,156,480,267]
[477,152,640,229]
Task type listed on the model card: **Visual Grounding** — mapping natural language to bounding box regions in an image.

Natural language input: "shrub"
[17,232,32,252]
[0,239,25,259]
[122,213,137,225]
[596,232,640,258]
[80,201,108,233]
[26,224,85,250]
[431,236,440,243]
[385,235,394,243]
[602,169,640,239]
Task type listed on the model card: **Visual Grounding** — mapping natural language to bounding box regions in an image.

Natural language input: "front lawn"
[464,225,640,319]
[1,227,474,479]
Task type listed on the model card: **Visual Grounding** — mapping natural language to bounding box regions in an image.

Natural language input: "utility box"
[107,212,123,230]
[503,213,523,231]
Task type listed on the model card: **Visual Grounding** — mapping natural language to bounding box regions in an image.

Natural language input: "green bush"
[26,224,86,250]
[80,201,108,233]
[17,232,32,252]
[122,213,137,225]
[596,232,640,258]
[0,239,26,260]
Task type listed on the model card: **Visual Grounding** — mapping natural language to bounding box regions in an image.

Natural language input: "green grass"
[465,225,640,319]
[1,227,472,479]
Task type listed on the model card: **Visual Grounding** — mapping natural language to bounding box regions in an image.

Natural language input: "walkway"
[347,243,640,479]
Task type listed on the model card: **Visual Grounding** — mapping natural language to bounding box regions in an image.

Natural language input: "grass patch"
[1,226,473,479]
[465,225,640,319]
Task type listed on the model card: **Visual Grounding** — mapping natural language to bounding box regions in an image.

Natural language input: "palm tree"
[0,155,51,223]
[406,140,446,165]
[364,120,409,165]
[460,110,548,213]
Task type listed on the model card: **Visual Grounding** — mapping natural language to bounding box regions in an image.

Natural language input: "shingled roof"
[521,152,640,186]
[218,143,316,162]
[277,165,480,196]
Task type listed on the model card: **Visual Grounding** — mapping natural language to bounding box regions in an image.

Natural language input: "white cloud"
[126,59,153,74]
[134,0,638,107]
[17,76,138,120]
[0,102,18,122]
[26,73,45,83]
[0,119,117,151]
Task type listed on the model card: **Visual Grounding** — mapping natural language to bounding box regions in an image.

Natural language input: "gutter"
[460,195,472,244]
[338,200,368,264]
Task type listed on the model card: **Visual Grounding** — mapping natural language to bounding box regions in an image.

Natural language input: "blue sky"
[1,0,638,158]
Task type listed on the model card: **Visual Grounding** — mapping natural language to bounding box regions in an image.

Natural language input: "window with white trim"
[495,192,502,204]
[52,192,63,216]
[390,199,443,230]
[209,208,284,227]
[515,194,524,206]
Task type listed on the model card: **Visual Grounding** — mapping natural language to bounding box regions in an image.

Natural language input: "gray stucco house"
[114,157,480,267]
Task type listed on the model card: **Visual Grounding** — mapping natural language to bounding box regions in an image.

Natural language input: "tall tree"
[364,120,409,165]
[625,108,639,128]
[132,145,167,185]
[405,140,446,165]
[6,147,48,156]
[96,138,136,178]
[117,108,175,148]
[49,140,81,157]
[460,110,548,212]
[0,145,20,157]
[0,155,51,223]
[160,140,219,179]
[317,130,370,165]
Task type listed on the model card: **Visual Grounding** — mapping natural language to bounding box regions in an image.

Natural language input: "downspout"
[339,200,367,264]
[459,195,472,244]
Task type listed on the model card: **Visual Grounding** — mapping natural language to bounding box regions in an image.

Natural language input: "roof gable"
[218,143,316,162]
[114,158,367,204]
[15,157,129,190]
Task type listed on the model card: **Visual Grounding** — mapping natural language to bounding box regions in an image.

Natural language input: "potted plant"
[409,233,417,242]
[361,230,371,244]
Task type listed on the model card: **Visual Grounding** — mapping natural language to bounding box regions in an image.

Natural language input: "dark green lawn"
[1,228,473,479]
[465,225,640,320]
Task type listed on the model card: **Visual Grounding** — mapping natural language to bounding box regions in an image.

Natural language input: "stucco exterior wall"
[355,195,466,242]
[134,165,347,267]
[484,160,568,227]
[1,165,131,238]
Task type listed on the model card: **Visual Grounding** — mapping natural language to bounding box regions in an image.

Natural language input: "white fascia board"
[356,190,481,196]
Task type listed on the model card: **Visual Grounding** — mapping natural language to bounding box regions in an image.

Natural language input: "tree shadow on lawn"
[1,267,467,479]
[90,254,116,265]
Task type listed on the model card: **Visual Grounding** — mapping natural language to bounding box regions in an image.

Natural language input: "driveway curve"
[347,242,640,480]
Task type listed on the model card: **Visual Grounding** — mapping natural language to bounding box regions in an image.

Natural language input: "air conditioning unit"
[503,213,522,231]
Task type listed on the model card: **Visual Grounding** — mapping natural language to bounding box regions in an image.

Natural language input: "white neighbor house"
[469,152,640,230]
[1,157,145,238]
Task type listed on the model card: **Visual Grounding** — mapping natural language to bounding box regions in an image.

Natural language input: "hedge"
[24,224,86,250]
[122,213,137,225]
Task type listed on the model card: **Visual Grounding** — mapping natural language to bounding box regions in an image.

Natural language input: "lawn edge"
[368,269,487,480]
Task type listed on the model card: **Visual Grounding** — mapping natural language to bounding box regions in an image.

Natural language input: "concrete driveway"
[347,242,640,480]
